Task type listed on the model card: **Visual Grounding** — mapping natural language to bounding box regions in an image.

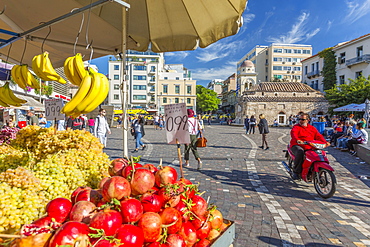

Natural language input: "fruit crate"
[211,219,235,247]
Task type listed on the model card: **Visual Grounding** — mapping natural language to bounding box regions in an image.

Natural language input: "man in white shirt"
[94,109,111,147]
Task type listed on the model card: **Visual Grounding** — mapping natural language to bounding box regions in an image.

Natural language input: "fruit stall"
[0,126,235,247]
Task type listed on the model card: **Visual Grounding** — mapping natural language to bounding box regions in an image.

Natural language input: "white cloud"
[191,63,236,81]
[164,51,189,60]
[344,0,370,24]
[195,40,242,63]
[266,12,320,44]
[243,13,255,25]
[326,20,333,32]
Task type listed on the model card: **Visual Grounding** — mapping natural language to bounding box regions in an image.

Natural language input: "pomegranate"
[158,186,180,208]
[146,243,170,247]
[143,163,159,175]
[194,220,211,239]
[93,239,119,247]
[122,163,143,179]
[194,239,211,247]
[89,209,123,236]
[190,195,207,217]
[160,208,183,234]
[120,198,143,223]
[48,221,90,247]
[71,186,91,204]
[141,193,163,213]
[175,178,197,199]
[109,158,129,176]
[75,188,102,205]
[101,176,131,201]
[178,221,197,246]
[155,166,178,187]
[130,168,156,196]
[115,224,144,247]
[69,201,97,224]
[13,232,52,247]
[98,177,110,189]
[174,200,191,222]
[30,216,53,228]
[45,197,72,223]
[138,212,162,242]
[166,234,186,247]
[206,229,220,241]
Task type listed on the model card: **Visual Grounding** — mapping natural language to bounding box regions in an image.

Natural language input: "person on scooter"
[290,113,330,180]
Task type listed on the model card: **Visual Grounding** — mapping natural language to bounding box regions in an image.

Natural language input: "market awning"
[16,95,45,111]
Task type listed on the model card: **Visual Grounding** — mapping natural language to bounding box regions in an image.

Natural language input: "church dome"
[241,60,254,67]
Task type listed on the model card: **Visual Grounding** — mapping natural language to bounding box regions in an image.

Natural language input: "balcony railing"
[346,54,370,67]
[307,70,320,78]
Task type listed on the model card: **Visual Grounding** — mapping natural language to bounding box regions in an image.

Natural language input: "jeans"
[249,124,256,134]
[291,145,305,174]
[245,125,249,134]
[337,138,349,149]
[135,132,144,149]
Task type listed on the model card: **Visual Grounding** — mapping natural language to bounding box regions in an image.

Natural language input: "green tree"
[325,76,370,113]
[318,47,337,90]
[196,85,220,113]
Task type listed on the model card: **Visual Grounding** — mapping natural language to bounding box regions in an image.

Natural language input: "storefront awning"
[16,95,45,111]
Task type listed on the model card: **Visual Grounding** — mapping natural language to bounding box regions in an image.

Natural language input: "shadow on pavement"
[257,236,341,247]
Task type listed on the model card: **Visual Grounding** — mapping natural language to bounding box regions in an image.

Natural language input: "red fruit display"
[45,197,72,223]
[120,198,143,223]
[115,224,145,247]
[143,163,159,175]
[209,209,223,229]
[155,166,178,187]
[31,216,53,228]
[175,178,197,198]
[122,163,143,179]
[89,209,123,236]
[98,177,110,189]
[138,212,162,243]
[71,186,91,204]
[93,239,119,247]
[174,200,191,222]
[166,234,186,247]
[75,188,102,205]
[69,201,97,224]
[109,158,129,176]
[101,176,131,201]
[160,207,182,234]
[194,239,211,247]
[146,243,170,247]
[193,218,211,239]
[141,193,163,213]
[131,168,156,195]
[190,195,207,217]
[179,221,197,246]
[48,221,90,247]
[206,229,221,241]
[158,187,180,208]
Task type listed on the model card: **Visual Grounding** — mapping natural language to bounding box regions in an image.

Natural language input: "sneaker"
[349,150,354,154]
[291,172,300,180]
[197,160,202,170]
[142,145,146,150]
[265,147,270,150]
[258,146,264,149]
[351,151,357,156]
[341,148,349,152]
[185,162,190,167]
[131,149,138,153]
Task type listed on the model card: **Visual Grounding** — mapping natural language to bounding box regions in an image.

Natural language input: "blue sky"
[92,0,370,87]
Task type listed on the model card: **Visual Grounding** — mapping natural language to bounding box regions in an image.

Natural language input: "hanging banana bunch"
[10,64,41,90]
[32,52,66,84]
[0,82,27,107]
[63,53,89,86]
[61,70,109,117]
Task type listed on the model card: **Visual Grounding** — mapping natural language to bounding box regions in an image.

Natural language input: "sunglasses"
[299,118,308,121]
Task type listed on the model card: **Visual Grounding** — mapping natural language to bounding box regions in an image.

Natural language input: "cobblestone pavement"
[104,124,370,247]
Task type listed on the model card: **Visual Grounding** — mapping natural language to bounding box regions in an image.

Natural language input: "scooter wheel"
[313,168,336,199]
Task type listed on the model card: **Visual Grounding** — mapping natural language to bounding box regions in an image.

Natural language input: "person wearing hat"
[184,109,203,170]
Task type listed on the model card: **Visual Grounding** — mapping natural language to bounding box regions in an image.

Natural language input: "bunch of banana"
[0,82,27,107]
[32,52,66,84]
[63,53,88,86]
[10,64,41,90]
[61,71,109,117]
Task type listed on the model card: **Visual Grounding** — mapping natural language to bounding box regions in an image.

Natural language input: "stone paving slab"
[104,125,370,247]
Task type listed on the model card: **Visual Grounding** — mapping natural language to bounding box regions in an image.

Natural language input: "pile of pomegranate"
[11,158,230,247]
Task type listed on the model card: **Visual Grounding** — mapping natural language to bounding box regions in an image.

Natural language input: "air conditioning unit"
[292,71,295,73]
[287,71,290,73]
[282,62,285,64]
[292,62,296,65]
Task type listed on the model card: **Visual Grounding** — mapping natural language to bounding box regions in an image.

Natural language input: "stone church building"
[235,81,329,126]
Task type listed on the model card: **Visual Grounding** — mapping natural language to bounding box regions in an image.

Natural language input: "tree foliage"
[325,76,370,113]
[196,85,220,113]
[318,47,337,90]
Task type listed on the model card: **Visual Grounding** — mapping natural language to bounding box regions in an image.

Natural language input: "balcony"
[346,54,370,67]
[148,89,155,94]
[307,70,320,78]
[148,79,156,84]
[148,69,156,75]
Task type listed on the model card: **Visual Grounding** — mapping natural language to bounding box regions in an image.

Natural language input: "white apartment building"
[237,44,312,90]
[301,54,324,91]
[107,51,163,110]
[207,79,224,97]
[302,33,370,92]
[157,64,196,113]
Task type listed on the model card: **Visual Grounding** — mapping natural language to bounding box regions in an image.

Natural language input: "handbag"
[197,136,207,147]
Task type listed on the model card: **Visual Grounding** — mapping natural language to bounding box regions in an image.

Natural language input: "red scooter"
[282,141,336,199]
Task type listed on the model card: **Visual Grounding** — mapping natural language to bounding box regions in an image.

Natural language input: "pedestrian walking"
[258,114,270,150]
[88,117,95,134]
[131,115,146,153]
[197,115,204,134]
[154,114,159,130]
[27,110,39,126]
[184,109,203,170]
[66,115,86,130]
[39,114,47,128]
[207,116,211,125]
[94,109,111,147]
[244,115,250,134]
[249,115,256,134]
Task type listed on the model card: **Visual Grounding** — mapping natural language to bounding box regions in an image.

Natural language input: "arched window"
[279,111,285,114]
[274,93,278,96]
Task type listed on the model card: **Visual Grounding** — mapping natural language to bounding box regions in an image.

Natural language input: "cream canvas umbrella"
[0,0,248,157]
